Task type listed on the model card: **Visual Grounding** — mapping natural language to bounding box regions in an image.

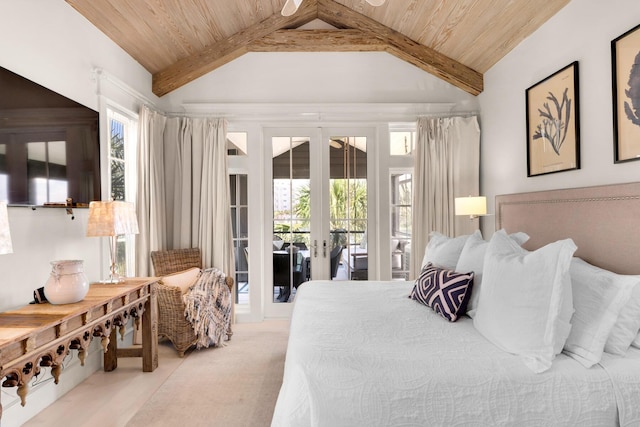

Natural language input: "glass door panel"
[328,136,368,281]
[272,137,310,303]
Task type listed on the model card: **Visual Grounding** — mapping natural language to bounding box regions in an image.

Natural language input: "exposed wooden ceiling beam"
[152,0,319,97]
[250,29,387,52]
[316,0,483,96]
[152,0,483,97]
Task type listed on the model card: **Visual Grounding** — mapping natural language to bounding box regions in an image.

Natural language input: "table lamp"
[86,201,139,283]
[455,196,487,220]
[0,201,13,255]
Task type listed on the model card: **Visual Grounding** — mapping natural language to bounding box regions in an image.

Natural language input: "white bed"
[272,183,640,427]
[273,281,640,426]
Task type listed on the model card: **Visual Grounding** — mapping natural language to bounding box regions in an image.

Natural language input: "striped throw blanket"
[183,267,231,348]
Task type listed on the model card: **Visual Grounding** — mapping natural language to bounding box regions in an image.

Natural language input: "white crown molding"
[175,102,459,122]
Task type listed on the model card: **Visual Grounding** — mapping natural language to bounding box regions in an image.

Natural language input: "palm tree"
[110,120,125,201]
[293,179,367,247]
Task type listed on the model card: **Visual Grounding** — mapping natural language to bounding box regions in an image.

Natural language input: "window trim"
[104,102,138,277]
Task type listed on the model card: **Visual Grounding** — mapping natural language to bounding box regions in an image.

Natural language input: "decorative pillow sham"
[421,231,471,270]
[564,258,637,366]
[160,267,202,294]
[605,281,640,355]
[455,229,529,318]
[473,230,576,373]
[409,263,474,322]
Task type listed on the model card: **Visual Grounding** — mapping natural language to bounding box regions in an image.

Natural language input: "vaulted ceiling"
[65,0,570,98]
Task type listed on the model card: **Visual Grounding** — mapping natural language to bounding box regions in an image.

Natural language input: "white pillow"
[473,230,576,373]
[564,258,637,366]
[605,282,640,355]
[160,267,201,294]
[421,231,471,270]
[633,332,640,349]
[456,229,530,318]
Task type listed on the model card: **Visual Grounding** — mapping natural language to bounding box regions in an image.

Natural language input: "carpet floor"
[126,319,289,427]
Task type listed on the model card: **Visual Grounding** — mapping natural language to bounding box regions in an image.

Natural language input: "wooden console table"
[0,278,158,421]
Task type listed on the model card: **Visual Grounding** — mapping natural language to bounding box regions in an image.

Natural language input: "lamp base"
[98,273,125,284]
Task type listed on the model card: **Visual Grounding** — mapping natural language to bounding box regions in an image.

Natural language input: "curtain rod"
[417,111,480,118]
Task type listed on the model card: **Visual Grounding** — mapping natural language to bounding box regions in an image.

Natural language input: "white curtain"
[136,106,167,276]
[411,116,480,278]
[136,110,234,280]
[164,117,235,277]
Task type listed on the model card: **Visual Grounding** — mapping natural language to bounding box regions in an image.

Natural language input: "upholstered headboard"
[495,182,640,275]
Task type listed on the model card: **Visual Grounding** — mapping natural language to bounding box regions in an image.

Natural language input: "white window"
[389,123,415,280]
[107,107,138,277]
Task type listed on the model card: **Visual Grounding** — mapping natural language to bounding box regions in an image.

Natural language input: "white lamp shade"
[86,201,139,237]
[455,196,487,216]
[0,201,13,255]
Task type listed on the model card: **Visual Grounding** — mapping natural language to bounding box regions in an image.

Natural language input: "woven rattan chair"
[151,248,234,357]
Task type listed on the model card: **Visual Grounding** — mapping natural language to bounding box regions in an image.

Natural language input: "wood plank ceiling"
[65,0,570,98]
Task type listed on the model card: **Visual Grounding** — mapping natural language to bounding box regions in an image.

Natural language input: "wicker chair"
[151,248,234,357]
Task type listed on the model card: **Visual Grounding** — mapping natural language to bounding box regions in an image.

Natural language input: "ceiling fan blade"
[365,0,387,5]
[282,0,303,16]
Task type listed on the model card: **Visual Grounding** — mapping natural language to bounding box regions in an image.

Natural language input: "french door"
[264,127,376,316]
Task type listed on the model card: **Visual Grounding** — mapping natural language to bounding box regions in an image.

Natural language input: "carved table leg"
[142,286,158,372]
[104,328,118,372]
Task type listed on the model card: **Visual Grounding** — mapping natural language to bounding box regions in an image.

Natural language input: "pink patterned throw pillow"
[409,263,474,322]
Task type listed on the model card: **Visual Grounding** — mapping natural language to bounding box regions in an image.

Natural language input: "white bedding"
[272,280,640,427]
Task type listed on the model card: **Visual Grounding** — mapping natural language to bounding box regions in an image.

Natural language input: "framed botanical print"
[612,23,640,163]
[525,61,580,177]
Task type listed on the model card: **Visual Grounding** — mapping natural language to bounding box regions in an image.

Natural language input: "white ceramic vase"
[44,260,89,305]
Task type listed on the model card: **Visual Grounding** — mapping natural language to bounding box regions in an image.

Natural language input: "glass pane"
[272,137,309,303]
[110,119,125,160]
[230,174,249,305]
[239,175,248,205]
[390,131,415,156]
[231,207,237,238]
[110,159,125,201]
[238,207,248,238]
[329,136,367,281]
[391,173,412,280]
[230,175,237,205]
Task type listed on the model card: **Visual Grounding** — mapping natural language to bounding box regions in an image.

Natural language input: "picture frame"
[612,23,640,163]
[525,61,580,177]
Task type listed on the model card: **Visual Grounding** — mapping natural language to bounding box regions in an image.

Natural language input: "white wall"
[0,1,157,425]
[163,51,479,108]
[479,0,640,235]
